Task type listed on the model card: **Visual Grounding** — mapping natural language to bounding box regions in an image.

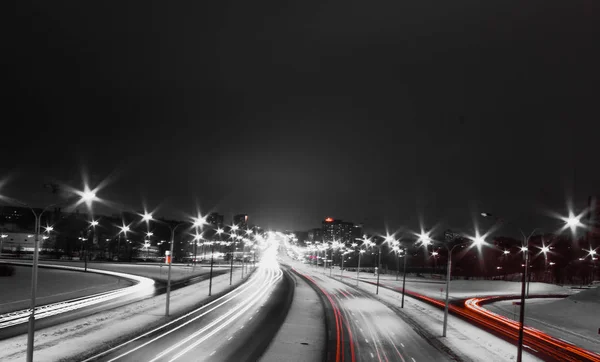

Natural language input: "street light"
[117,224,130,260]
[8,184,99,362]
[356,249,366,286]
[141,212,207,316]
[0,234,7,256]
[441,231,487,337]
[209,228,224,296]
[82,219,99,271]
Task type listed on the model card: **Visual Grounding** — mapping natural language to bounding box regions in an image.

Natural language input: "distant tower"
[233,214,248,228]
[206,212,224,228]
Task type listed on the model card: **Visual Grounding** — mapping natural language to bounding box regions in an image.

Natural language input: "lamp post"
[145,231,153,260]
[376,243,382,295]
[7,186,98,362]
[87,220,98,270]
[208,241,215,296]
[356,236,372,286]
[117,224,130,262]
[1,234,8,256]
[356,249,365,286]
[140,211,206,316]
[517,238,531,362]
[481,210,584,362]
[395,247,400,281]
[401,247,408,308]
[209,228,223,294]
[192,232,202,268]
[441,234,485,337]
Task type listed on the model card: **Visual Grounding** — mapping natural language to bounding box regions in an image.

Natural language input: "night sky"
[2,1,599,235]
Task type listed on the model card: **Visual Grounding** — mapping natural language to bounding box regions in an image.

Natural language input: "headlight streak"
[101,266,271,362]
[166,266,283,362]
[356,278,600,362]
[0,263,154,329]
[147,267,277,362]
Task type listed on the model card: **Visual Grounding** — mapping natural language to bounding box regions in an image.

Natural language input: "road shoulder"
[260,266,327,362]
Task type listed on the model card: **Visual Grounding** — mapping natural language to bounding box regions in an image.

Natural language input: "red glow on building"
[325,217,334,223]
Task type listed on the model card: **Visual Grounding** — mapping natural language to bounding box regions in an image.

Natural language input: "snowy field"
[356,273,574,300]
[0,265,133,314]
[0,267,251,362]
[0,259,223,283]
[485,286,600,354]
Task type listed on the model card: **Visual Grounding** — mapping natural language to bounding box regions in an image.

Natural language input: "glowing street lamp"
[15,183,99,362]
[561,211,584,234]
[440,231,487,337]
[139,210,208,315]
[208,228,224,295]
[141,212,153,223]
[356,249,366,286]
[1,234,8,255]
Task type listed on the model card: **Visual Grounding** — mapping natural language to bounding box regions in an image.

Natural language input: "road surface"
[85,247,289,362]
[290,262,451,362]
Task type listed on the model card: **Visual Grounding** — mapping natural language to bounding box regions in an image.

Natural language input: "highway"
[84,246,289,362]
[355,278,600,362]
[289,261,451,362]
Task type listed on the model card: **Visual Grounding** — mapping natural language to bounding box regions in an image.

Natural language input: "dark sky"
[2,1,599,235]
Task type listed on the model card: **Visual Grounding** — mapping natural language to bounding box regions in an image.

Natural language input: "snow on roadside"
[0,268,250,362]
[343,278,543,362]
[485,287,600,354]
[360,274,574,300]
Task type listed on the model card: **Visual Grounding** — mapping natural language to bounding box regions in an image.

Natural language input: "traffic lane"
[190,268,293,362]
[153,266,283,362]
[94,266,278,362]
[305,271,450,362]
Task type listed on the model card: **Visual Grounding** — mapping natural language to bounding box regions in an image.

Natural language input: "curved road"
[85,249,288,362]
[355,278,600,362]
[0,262,234,341]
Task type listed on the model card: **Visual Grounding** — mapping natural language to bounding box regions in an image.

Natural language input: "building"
[351,223,364,241]
[233,214,248,228]
[206,212,224,228]
[0,232,39,253]
[321,217,358,244]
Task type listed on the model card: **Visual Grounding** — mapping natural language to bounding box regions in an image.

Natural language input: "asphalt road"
[85,251,288,362]
[291,263,451,362]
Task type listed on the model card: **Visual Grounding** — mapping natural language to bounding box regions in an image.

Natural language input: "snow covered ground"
[356,273,575,300]
[485,286,600,354]
[0,266,251,362]
[0,265,133,314]
[0,259,223,283]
